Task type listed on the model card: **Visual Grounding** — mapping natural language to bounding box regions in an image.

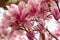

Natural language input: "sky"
[0,7,5,22]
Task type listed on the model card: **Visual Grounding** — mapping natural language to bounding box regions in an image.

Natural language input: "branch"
[46,28,58,40]
[0,0,27,9]
[54,0,60,11]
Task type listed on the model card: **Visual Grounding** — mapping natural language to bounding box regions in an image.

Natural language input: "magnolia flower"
[2,1,34,40]
[49,0,60,20]
[0,0,60,40]
[3,2,34,28]
[26,30,34,40]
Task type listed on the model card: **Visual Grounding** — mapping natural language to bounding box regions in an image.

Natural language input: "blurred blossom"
[0,0,60,40]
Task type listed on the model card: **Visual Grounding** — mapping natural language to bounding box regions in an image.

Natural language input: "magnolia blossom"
[0,0,60,40]
[26,30,34,40]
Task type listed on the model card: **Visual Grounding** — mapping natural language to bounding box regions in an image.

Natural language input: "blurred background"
[0,0,60,40]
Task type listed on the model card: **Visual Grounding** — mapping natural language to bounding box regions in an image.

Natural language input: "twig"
[54,0,60,11]
[46,28,58,40]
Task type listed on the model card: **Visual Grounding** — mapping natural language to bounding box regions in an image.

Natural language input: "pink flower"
[0,22,12,40]
[33,24,44,32]
[1,0,60,40]
[3,2,34,28]
[3,2,35,40]
[51,8,60,20]
[38,1,49,12]
[50,0,60,20]
[26,30,34,40]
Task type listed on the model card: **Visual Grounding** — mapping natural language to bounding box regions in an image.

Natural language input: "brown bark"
[39,29,45,40]
[0,0,27,9]
[39,31,45,40]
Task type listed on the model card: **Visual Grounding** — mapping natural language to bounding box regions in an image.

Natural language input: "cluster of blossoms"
[0,0,60,40]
